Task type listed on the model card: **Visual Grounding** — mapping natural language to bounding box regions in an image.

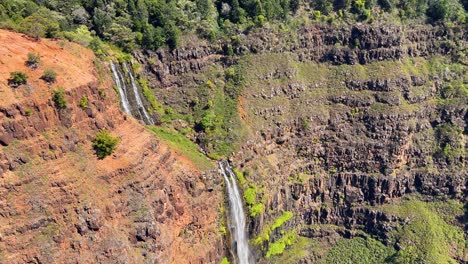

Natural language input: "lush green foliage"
[384,199,465,263]
[1,0,465,52]
[322,236,395,263]
[266,231,297,258]
[220,257,230,264]
[139,77,164,115]
[8,71,28,86]
[41,69,57,83]
[233,168,246,185]
[149,126,213,170]
[254,211,294,245]
[52,88,67,109]
[92,130,119,159]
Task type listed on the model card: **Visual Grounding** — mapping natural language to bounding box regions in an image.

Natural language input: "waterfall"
[123,63,154,125]
[110,61,132,115]
[219,160,253,264]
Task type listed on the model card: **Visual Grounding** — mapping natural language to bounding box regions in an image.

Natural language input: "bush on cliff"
[41,69,57,83]
[52,88,67,109]
[26,52,40,68]
[92,130,119,159]
[8,71,28,87]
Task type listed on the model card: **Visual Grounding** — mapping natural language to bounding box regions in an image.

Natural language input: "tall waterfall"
[123,63,154,125]
[109,61,154,125]
[110,61,132,115]
[219,161,253,264]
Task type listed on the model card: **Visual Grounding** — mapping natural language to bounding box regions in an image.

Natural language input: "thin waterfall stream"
[219,160,253,264]
[123,63,154,125]
[110,61,154,125]
[110,61,132,115]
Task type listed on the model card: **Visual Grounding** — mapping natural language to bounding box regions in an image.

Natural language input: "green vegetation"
[233,168,246,185]
[434,122,464,163]
[24,108,33,116]
[92,130,119,159]
[193,71,246,159]
[52,88,67,109]
[1,0,464,53]
[149,126,212,170]
[26,52,40,68]
[243,185,257,205]
[266,231,297,258]
[41,69,57,83]
[220,257,230,264]
[250,203,264,217]
[79,95,88,109]
[8,71,28,87]
[383,199,465,263]
[254,211,294,245]
[139,77,164,115]
[322,236,395,264]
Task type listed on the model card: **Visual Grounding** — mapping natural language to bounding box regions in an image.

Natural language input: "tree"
[20,8,60,39]
[142,24,166,50]
[8,71,28,87]
[427,0,465,21]
[165,22,180,50]
[92,130,119,159]
[313,0,334,15]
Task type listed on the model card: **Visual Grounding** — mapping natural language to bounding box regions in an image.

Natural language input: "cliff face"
[137,22,467,262]
[0,30,223,263]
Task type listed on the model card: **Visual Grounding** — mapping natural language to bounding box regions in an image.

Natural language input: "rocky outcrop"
[136,23,466,90]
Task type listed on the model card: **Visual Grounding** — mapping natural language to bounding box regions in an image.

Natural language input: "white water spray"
[219,161,253,264]
[110,61,132,115]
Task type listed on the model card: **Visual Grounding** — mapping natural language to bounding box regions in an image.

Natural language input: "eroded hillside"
[0,30,224,263]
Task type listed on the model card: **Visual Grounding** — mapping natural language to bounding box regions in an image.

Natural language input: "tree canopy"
[0,0,466,51]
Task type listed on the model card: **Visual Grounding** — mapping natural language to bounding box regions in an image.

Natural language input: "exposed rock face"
[136,23,466,90]
[0,30,223,263]
[136,22,466,262]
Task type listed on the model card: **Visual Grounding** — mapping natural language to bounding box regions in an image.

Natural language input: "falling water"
[123,63,154,125]
[219,160,252,264]
[110,61,132,115]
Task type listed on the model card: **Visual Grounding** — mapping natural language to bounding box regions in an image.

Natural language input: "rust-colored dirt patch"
[0,30,95,107]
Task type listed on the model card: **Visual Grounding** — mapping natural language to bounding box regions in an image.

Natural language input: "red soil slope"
[0,30,224,263]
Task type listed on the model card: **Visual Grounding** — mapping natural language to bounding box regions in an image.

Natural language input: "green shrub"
[79,96,89,109]
[266,232,297,258]
[254,211,294,245]
[434,123,464,162]
[41,69,57,83]
[233,168,246,185]
[220,257,230,264]
[250,203,264,217]
[24,108,33,116]
[244,186,257,205]
[8,71,28,87]
[52,88,67,109]
[92,130,119,159]
[26,52,40,68]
